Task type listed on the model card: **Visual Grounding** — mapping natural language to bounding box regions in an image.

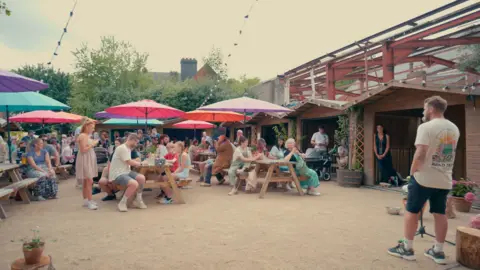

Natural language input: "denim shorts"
[406,176,450,215]
[113,171,139,186]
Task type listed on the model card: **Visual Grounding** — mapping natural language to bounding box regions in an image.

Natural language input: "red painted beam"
[326,63,336,100]
[400,55,456,68]
[382,42,394,82]
[344,74,383,82]
[333,58,383,69]
[392,11,480,47]
[335,89,360,97]
[392,37,480,49]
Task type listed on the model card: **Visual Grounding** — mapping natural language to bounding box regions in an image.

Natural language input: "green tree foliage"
[458,45,480,72]
[0,1,11,16]
[202,47,228,80]
[14,64,73,105]
[70,36,153,117]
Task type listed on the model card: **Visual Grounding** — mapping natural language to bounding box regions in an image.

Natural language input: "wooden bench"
[0,188,14,219]
[55,164,73,180]
[0,178,39,219]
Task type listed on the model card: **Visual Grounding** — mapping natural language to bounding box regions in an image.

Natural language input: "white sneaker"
[307,190,321,196]
[132,199,147,209]
[276,183,282,189]
[228,188,238,196]
[83,200,97,207]
[87,201,98,210]
[118,201,128,212]
[285,184,292,191]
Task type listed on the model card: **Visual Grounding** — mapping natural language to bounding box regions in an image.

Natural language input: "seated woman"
[267,137,292,190]
[188,139,198,161]
[157,142,191,204]
[26,138,59,200]
[284,138,320,196]
[228,136,261,195]
[61,142,75,165]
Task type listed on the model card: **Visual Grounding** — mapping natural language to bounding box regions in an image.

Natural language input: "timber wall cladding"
[465,101,480,185]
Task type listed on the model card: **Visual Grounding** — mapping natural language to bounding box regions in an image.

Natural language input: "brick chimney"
[180,58,198,81]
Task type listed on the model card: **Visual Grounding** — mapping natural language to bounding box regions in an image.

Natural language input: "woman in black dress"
[373,124,399,186]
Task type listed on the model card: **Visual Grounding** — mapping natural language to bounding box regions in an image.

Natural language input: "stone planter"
[451,196,472,213]
[337,169,363,187]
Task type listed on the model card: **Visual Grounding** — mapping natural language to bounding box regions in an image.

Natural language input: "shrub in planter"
[12,227,55,265]
[450,178,478,213]
[338,161,363,187]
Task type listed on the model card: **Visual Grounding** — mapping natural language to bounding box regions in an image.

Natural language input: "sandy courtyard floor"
[0,177,478,270]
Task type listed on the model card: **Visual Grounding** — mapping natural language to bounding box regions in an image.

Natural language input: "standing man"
[108,134,148,212]
[311,126,329,154]
[387,96,459,265]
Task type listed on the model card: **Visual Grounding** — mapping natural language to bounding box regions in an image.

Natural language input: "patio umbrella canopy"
[184,110,251,122]
[10,110,80,124]
[197,97,292,113]
[95,111,139,119]
[105,100,185,119]
[0,92,70,163]
[173,120,215,129]
[0,69,49,92]
[56,112,85,123]
[102,118,163,126]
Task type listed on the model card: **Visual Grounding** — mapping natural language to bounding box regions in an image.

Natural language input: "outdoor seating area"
[2,1,480,269]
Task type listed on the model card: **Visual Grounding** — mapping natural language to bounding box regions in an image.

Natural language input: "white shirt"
[108,144,132,181]
[413,118,460,190]
[311,132,329,150]
[61,146,74,164]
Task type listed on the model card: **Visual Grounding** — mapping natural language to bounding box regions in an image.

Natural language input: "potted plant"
[19,227,45,265]
[450,178,478,213]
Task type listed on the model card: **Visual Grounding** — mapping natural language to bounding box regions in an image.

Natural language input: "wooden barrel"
[456,226,480,269]
[337,169,363,187]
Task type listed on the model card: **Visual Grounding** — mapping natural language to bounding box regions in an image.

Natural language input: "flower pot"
[451,196,472,213]
[337,169,363,187]
[22,242,44,265]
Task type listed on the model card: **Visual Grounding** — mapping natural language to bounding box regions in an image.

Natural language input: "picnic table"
[0,163,39,219]
[254,159,305,199]
[133,164,185,204]
[197,151,216,162]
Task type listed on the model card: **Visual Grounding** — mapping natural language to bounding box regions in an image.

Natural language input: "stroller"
[305,148,333,181]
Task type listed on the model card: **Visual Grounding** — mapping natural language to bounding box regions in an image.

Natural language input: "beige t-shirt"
[413,118,460,190]
[108,144,132,181]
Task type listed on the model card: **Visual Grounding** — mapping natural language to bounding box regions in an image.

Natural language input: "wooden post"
[284,78,290,105]
[310,68,316,99]
[456,226,480,269]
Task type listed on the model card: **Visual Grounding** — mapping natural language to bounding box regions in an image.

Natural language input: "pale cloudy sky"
[0,0,462,80]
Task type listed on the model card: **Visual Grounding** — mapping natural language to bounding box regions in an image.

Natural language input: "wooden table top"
[0,163,20,172]
[255,159,295,166]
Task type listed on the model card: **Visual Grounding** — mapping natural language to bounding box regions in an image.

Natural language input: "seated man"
[44,138,60,167]
[106,134,148,212]
[98,137,142,201]
[201,130,235,187]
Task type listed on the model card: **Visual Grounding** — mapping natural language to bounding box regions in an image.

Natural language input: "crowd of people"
[0,117,322,212]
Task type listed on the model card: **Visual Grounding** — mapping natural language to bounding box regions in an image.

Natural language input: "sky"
[0,0,464,80]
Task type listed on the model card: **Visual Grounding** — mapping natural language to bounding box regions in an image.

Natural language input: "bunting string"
[47,0,78,65]
[199,0,259,107]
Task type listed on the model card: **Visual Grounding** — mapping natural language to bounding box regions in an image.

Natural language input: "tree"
[458,45,480,72]
[70,36,153,117]
[0,1,11,16]
[14,64,73,105]
[202,47,228,80]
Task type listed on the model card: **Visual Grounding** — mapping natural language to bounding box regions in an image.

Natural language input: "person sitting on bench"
[157,141,191,204]
[108,134,148,212]
[61,142,75,165]
[227,136,261,196]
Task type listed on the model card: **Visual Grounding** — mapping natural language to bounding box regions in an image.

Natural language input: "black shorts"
[406,176,450,215]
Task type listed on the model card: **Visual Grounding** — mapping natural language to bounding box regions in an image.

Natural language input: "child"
[157,142,191,204]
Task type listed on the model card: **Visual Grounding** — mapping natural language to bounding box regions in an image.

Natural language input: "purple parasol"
[0,69,49,92]
[197,97,292,113]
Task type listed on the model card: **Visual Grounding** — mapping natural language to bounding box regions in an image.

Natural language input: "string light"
[199,0,259,107]
[47,0,78,66]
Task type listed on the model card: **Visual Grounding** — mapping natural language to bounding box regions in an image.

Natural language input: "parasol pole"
[243,109,247,138]
[6,105,12,163]
[194,125,196,141]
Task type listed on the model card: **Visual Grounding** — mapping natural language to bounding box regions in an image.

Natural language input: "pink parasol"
[173,120,215,129]
[183,110,251,122]
[173,120,215,139]
[10,110,80,124]
[105,100,185,119]
[197,97,292,113]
